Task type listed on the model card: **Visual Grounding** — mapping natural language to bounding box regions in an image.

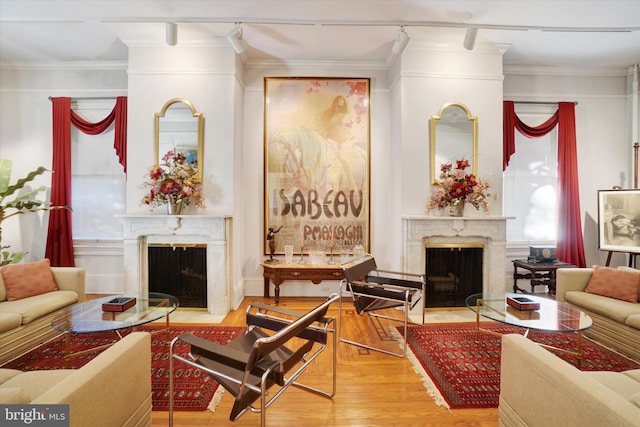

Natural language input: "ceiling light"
[227,24,248,54]
[391,26,410,55]
[166,22,177,46]
[463,27,478,50]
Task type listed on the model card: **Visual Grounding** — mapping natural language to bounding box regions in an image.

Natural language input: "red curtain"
[46,98,74,266]
[503,101,586,268]
[45,97,128,267]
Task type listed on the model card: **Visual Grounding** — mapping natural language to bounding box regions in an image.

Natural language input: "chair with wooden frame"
[168,293,339,427]
[339,255,426,357]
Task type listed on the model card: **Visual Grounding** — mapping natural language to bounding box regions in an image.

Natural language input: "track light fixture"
[463,27,478,50]
[166,22,177,46]
[391,26,410,55]
[227,24,248,54]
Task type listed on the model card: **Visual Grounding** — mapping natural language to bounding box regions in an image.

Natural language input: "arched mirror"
[155,98,204,182]
[429,102,478,185]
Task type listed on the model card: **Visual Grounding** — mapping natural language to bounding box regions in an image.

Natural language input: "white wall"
[504,66,636,268]
[1,43,637,300]
[0,65,127,293]
[239,65,391,298]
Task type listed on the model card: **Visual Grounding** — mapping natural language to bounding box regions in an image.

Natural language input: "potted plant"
[0,159,69,266]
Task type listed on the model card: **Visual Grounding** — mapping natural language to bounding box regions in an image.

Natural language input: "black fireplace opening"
[425,244,483,308]
[148,244,207,308]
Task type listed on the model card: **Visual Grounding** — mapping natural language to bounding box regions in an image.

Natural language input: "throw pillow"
[584,265,640,303]
[1,259,58,301]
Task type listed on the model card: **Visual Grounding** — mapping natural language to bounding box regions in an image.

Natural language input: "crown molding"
[0,60,128,71]
[504,64,630,77]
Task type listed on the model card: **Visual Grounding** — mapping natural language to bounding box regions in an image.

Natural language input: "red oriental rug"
[1,324,245,411]
[397,322,640,409]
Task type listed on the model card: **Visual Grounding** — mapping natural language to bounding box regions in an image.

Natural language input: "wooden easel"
[604,143,640,269]
[605,251,638,268]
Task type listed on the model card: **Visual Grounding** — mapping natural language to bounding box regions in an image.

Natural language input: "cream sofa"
[0,266,85,364]
[556,267,640,361]
[499,334,640,427]
[0,331,152,427]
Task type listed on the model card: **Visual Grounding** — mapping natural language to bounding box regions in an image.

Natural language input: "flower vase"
[449,202,464,217]
[166,200,182,215]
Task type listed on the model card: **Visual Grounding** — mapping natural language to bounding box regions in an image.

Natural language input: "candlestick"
[298,245,306,264]
[328,244,335,264]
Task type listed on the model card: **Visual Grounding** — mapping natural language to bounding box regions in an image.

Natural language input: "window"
[71,101,126,241]
[503,111,558,243]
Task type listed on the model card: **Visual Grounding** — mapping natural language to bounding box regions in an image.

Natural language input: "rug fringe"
[390,327,451,411]
[207,386,225,413]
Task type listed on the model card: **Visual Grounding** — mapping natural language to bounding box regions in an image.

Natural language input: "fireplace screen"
[148,244,207,308]
[425,244,483,308]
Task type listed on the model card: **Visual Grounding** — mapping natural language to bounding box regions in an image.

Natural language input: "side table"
[261,261,344,304]
[512,259,576,294]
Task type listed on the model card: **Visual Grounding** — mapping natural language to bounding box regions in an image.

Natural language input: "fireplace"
[123,215,232,316]
[148,244,208,308]
[402,215,510,297]
[425,244,484,307]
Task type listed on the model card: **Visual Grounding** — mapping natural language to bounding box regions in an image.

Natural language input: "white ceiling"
[1,0,639,69]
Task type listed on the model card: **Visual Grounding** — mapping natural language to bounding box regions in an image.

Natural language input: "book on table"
[506,296,540,311]
[102,297,136,312]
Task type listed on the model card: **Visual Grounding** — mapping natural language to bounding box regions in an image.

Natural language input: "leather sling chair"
[339,255,426,357]
[168,293,339,426]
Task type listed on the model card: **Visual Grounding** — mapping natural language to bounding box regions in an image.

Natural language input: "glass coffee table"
[52,292,179,365]
[465,292,593,366]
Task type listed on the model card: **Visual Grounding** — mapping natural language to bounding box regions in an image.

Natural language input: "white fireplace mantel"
[401,215,513,294]
[123,214,232,316]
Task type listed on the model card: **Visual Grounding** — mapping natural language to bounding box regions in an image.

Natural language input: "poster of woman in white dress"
[264,78,370,254]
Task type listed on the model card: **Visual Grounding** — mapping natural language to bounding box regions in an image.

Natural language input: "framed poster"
[597,189,640,254]
[264,77,370,255]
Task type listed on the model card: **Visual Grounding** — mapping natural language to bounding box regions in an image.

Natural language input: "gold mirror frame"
[155,98,204,182]
[429,102,478,185]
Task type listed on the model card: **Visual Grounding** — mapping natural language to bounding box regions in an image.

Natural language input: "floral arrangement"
[426,158,490,214]
[140,150,204,209]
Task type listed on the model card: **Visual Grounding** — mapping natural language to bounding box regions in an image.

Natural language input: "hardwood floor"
[151,296,499,426]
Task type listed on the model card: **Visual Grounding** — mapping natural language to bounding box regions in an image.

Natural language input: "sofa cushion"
[0,259,58,302]
[584,265,640,303]
[627,314,640,331]
[564,290,640,324]
[586,371,640,408]
[631,392,640,408]
[1,370,73,401]
[0,387,31,404]
[0,291,79,324]
[0,369,23,385]
[623,369,640,382]
[0,312,22,333]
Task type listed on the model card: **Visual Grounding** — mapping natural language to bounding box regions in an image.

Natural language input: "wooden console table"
[512,259,575,294]
[261,261,344,304]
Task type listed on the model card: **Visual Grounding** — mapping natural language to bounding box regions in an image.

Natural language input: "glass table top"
[465,293,593,333]
[52,292,179,333]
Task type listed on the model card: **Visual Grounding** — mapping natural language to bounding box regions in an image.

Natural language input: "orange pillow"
[585,265,640,303]
[1,259,58,301]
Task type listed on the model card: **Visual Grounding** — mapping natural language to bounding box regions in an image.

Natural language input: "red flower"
[140,150,205,210]
[426,158,491,214]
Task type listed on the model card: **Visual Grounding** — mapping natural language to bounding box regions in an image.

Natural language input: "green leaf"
[0,166,48,200]
[0,159,12,193]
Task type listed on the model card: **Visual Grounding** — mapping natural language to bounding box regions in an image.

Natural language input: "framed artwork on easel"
[598,189,640,254]
[263,77,371,255]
